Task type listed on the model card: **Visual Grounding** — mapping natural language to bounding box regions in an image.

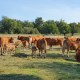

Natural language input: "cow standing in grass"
[0,37,14,55]
[17,35,44,49]
[31,43,37,58]
[36,38,47,58]
[75,42,80,62]
[62,37,78,57]
[5,43,16,54]
[45,37,63,49]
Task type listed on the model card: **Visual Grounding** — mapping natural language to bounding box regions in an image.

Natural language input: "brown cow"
[76,38,80,43]
[0,37,14,55]
[18,36,31,48]
[18,35,44,49]
[18,36,30,43]
[66,36,77,41]
[62,37,78,57]
[75,42,80,62]
[28,35,44,44]
[45,37,63,49]
[36,38,47,58]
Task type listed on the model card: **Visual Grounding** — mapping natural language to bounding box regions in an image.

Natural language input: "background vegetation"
[0,16,80,35]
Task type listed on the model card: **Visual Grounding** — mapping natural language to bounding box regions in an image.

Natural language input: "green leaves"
[43,20,59,34]
[56,20,70,34]
[0,16,80,34]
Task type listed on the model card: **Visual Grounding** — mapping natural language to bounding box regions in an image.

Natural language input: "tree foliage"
[0,16,80,34]
[56,20,70,35]
[69,23,77,35]
[42,20,59,34]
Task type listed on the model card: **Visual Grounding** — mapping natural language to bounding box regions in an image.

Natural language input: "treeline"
[0,16,80,35]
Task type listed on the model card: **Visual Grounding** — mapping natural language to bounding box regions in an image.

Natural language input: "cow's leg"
[44,50,46,58]
[32,50,36,58]
[2,48,4,55]
[62,47,65,56]
[9,49,12,54]
[0,47,1,54]
[34,51,37,58]
[67,48,69,57]
[3,48,4,55]
[41,50,46,58]
[8,48,10,54]
[5,48,7,55]
[32,50,34,58]
[59,43,62,50]
[1,47,3,55]
[48,45,52,50]
[3,47,5,55]
[5,47,7,55]
[40,50,43,58]
[39,50,41,56]
[13,50,15,54]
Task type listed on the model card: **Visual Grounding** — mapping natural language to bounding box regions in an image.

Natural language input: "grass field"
[0,34,80,80]
[0,45,80,80]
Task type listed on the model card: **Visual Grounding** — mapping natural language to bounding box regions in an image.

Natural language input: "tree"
[0,21,2,33]
[1,16,23,34]
[56,20,70,35]
[34,17,44,33]
[42,20,59,34]
[23,27,39,34]
[1,16,16,33]
[23,21,34,28]
[69,23,77,36]
[14,20,23,34]
[76,23,80,33]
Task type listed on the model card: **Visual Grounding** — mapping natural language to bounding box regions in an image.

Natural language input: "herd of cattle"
[0,35,80,62]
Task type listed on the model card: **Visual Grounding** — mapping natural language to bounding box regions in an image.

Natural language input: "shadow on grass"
[0,74,42,80]
[47,52,62,59]
[12,53,29,58]
[52,47,61,50]
[64,57,76,62]
[22,61,80,80]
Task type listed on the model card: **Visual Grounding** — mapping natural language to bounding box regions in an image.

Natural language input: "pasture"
[0,34,80,80]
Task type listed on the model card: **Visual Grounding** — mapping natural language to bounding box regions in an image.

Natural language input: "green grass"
[0,46,80,80]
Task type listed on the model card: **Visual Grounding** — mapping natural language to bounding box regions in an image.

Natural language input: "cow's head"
[9,37,14,43]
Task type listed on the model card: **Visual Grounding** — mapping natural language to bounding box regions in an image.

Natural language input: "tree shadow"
[52,47,61,50]
[47,53,62,59]
[64,57,76,62]
[22,61,80,80]
[12,53,29,58]
[0,74,42,80]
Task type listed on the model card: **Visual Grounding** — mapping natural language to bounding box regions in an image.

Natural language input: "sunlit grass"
[0,33,80,80]
[0,45,80,80]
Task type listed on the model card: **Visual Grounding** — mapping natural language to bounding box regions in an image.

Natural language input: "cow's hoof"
[1,54,3,56]
[67,55,69,58]
[39,54,41,56]
[62,54,64,57]
[44,56,46,58]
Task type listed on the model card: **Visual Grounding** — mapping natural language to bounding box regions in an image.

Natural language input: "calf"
[31,43,37,58]
[5,43,16,54]
[0,37,14,55]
